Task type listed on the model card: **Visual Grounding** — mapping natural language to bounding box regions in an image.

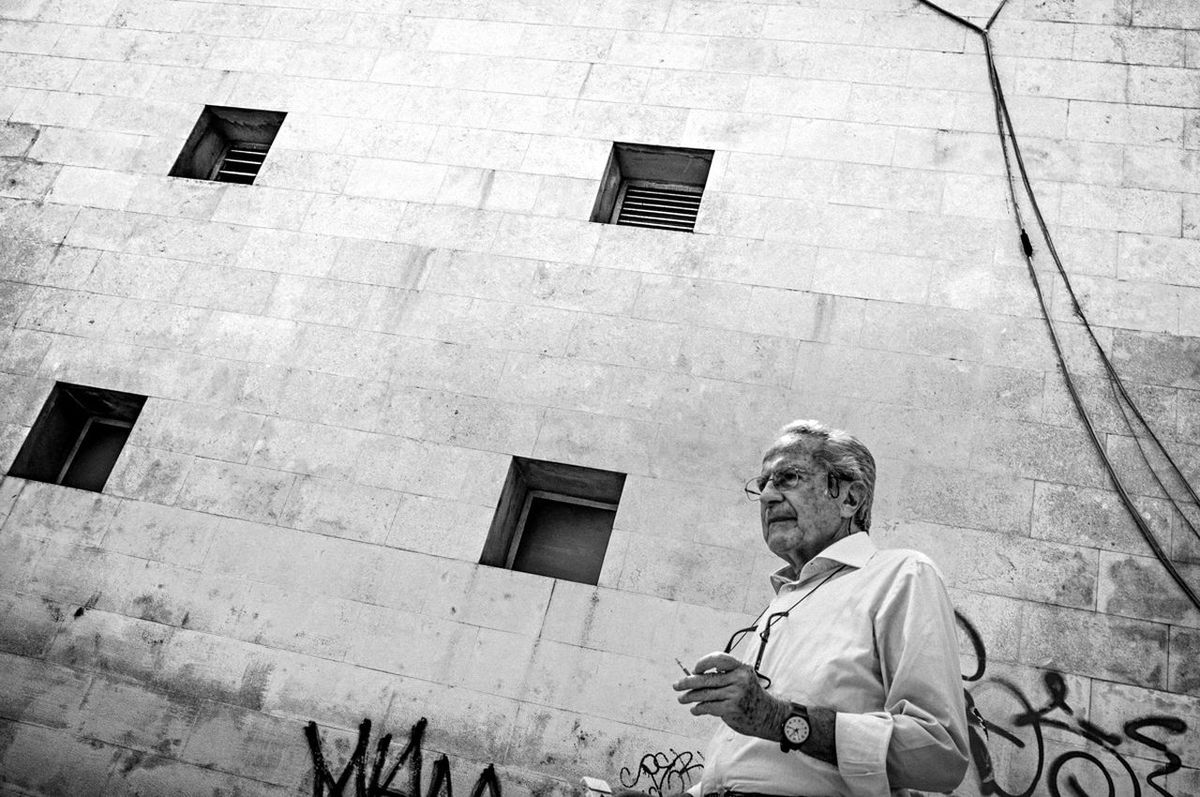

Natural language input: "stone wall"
[1,0,1198,794]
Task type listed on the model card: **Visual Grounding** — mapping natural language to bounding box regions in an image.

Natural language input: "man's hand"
[673,652,789,741]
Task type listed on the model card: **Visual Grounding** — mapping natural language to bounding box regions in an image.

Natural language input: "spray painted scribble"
[304,717,501,797]
[618,749,704,797]
[956,612,1190,797]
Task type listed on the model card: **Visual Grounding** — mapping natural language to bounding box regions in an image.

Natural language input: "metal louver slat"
[616,183,703,232]
[215,144,268,185]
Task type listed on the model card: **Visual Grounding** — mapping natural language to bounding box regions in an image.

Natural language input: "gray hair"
[769,419,877,532]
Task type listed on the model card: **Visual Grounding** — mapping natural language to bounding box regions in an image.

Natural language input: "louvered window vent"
[591,142,713,234]
[216,143,269,184]
[615,181,704,232]
[170,106,286,185]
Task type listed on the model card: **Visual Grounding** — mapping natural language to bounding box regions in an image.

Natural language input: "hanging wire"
[913,0,1200,612]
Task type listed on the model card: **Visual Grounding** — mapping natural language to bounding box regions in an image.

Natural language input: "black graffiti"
[956,611,1190,797]
[304,717,502,797]
[618,749,705,797]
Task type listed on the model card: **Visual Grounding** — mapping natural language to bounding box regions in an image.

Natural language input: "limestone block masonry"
[1,0,1199,794]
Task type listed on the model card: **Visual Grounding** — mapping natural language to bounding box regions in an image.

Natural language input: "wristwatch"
[779,702,811,752]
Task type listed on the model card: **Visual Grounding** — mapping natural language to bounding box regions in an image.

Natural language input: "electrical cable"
[913,0,1200,612]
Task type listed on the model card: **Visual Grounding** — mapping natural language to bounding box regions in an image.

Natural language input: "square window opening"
[169,105,286,185]
[7,382,147,493]
[481,457,626,586]
[590,142,714,233]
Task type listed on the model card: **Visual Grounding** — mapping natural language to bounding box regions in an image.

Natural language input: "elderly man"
[656,420,969,796]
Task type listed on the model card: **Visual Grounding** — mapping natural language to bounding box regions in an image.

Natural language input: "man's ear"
[839,481,866,518]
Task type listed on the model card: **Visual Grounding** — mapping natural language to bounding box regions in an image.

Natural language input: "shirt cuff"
[834,711,894,797]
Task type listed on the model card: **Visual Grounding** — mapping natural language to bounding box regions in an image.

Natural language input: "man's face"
[758,437,849,569]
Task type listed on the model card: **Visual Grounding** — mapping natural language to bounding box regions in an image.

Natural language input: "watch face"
[784,714,810,745]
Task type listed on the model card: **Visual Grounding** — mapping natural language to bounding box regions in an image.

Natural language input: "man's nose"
[759,480,784,502]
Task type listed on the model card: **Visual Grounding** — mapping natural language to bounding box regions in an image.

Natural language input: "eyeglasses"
[723,564,848,689]
[724,612,789,689]
[744,466,808,500]
[745,467,840,500]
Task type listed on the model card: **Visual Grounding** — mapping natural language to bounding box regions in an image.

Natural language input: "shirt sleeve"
[833,557,970,795]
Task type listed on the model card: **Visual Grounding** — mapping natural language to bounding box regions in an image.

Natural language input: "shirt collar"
[769,531,877,593]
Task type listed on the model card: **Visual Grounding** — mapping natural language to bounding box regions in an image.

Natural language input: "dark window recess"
[7,383,146,493]
[169,105,286,184]
[591,142,714,233]
[481,457,626,586]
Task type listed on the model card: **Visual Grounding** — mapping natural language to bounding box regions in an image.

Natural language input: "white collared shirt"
[694,533,969,797]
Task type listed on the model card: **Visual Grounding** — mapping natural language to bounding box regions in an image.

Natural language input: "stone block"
[509,702,706,783]
[387,493,492,560]
[332,239,434,289]
[380,385,543,454]
[533,407,656,476]
[83,251,186,302]
[264,274,374,328]
[75,674,199,751]
[946,588,1024,666]
[0,589,65,657]
[970,417,1108,487]
[173,262,277,314]
[104,297,208,350]
[179,699,320,784]
[0,720,118,796]
[891,463,1035,535]
[813,247,936,304]
[354,435,508,507]
[301,194,405,241]
[176,459,294,524]
[393,203,501,251]
[1019,602,1168,688]
[607,30,708,70]
[577,63,652,103]
[389,337,507,396]
[0,157,60,202]
[0,651,92,729]
[541,580,676,659]
[681,326,796,387]
[1089,679,1200,774]
[1128,64,1200,106]
[278,475,400,544]
[211,184,315,231]
[1067,99,1185,147]
[565,314,685,371]
[226,580,361,661]
[1099,549,1200,628]
[193,310,300,364]
[762,5,864,45]
[249,417,366,481]
[236,228,341,277]
[102,500,217,568]
[3,479,120,545]
[104,445,193,505]
[344,157,448,203]
[880,520,1097,610]
[0,196,79,242]
[1049,273,1179,334]
[1112,329,1200,390]
[787,117,901,171]
[0,52,81,91]
[46,607,171,682]
[349,603,477,684]
[614,532,754,610]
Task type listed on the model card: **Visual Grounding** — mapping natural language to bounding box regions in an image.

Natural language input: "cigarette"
[675,657,691,675]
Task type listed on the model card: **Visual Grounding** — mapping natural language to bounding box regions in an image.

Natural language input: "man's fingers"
[676,684,739,704]
[672,669,740,692]
[688,699,734,717]
[692,651,743,674]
